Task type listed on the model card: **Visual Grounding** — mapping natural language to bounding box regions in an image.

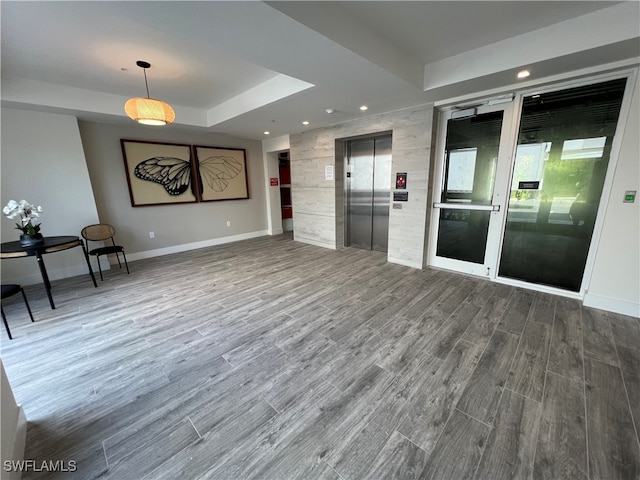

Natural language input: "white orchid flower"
[2,200,18,216]
[3,199,44,234]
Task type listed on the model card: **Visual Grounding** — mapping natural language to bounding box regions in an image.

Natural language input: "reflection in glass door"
[498,78,627,291]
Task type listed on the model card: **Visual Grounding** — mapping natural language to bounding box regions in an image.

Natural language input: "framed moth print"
[121,140,198,207]
[193,145,249,202]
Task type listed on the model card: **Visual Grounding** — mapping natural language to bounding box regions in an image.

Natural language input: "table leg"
[36,253,56,309]
[80,240,98,288]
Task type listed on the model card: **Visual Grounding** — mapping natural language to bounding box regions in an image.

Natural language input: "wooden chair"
[81,224,130,281]
[1,284,35,339]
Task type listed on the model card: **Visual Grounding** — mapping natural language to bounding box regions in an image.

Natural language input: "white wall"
[1,108,100,285]
[1,360,27,480]
[0,109,272,283]
[585,73,640,317]
[78,121,269,259]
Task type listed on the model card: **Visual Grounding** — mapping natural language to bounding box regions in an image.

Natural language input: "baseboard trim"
[583,292,640,318]
[126,230,269,262]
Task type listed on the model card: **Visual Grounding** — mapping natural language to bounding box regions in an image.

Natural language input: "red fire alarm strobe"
[396,173,407,189]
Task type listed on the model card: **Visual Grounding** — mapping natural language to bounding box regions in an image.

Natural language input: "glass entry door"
[498,78,627,291]
[429,103,515,276]
[430,76,628,293]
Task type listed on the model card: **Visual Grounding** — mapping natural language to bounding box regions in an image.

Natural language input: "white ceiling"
[1,1,638,140]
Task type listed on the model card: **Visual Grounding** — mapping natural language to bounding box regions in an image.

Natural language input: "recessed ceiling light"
[302,121,309,125]
[325,108,335,114]
[359,105,368,111]
[263,131,270,135]
[517,70,530,79]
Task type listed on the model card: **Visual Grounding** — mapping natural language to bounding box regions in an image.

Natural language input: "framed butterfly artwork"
[121,140,250,206]
[193,145,249,202]
[121,139,198,207]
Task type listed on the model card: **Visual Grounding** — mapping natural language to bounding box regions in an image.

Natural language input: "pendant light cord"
[143,69,151,99]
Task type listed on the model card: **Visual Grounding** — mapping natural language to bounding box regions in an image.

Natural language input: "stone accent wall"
[290,104,434,268]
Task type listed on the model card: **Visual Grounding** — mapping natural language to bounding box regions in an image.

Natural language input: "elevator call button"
[396,173,407,189]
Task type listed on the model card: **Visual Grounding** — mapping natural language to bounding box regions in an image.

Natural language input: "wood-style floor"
[1,234,639,480]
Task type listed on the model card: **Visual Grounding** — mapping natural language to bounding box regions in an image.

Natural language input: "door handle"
[433,202,501,212]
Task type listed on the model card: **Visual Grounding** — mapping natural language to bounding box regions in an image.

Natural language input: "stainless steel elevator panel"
[346,135,392,252]
[372,137,391,252]
[347,139,375,250]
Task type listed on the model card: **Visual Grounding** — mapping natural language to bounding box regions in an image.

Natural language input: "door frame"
[428,67,638,299]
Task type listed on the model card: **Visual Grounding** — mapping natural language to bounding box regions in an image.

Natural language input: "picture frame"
[193,145,249,202]
[120,139,198,207]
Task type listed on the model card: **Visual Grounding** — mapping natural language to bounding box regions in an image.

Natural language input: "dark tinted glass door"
[498,78,627,291]
[435,110,504,264]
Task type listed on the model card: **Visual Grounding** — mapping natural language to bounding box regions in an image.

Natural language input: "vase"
[19,233,44,247]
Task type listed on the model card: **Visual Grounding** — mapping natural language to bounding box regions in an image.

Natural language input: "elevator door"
[346,135,392,252]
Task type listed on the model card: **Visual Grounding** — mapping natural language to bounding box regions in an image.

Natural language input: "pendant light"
[124,60,175,126]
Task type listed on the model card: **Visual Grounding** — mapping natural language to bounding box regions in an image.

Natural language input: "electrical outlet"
[226,221,231,227]
[149,231,155,238]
